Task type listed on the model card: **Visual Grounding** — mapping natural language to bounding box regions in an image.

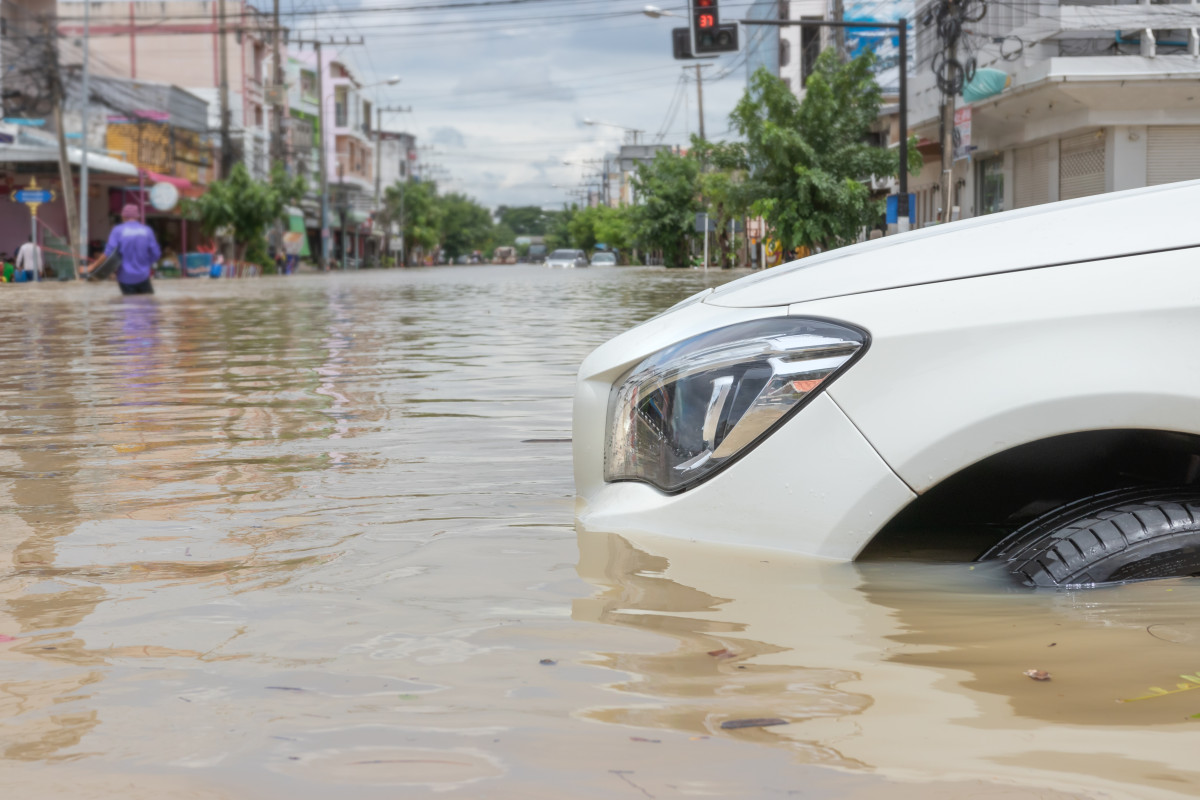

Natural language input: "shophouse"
[323,54,375,268]
[893,0,1200,226]
[63,0,274,180]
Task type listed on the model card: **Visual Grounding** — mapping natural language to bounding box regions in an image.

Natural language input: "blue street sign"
[15,190,53,204]
[886,193,916,225]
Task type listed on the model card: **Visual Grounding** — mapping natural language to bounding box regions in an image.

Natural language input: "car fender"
[799,246,1200,493]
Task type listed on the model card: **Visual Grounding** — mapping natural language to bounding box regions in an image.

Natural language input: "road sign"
[10,177,55,216]
[15,189,52,204]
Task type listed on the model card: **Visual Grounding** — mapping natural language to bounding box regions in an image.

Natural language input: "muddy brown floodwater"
[0,266,1198,799]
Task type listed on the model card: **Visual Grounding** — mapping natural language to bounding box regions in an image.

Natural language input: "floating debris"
[720,718,788,730]
[1121,672,1200,702]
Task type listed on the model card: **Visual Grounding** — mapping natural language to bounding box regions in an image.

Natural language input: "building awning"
[0,144,139,176]
[140,169,192,190]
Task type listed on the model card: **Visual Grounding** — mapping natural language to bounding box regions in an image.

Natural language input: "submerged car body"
[573,182,1200,585]
[547,249,588,269]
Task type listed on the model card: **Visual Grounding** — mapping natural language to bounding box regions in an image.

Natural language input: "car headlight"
[604,317,867,493]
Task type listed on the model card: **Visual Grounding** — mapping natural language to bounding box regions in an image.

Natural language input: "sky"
[280,0,763,209]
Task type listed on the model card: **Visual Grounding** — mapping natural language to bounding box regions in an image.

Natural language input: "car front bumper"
[572,300,916,560]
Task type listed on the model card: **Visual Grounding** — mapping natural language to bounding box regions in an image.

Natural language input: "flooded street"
[1,266,1199,799]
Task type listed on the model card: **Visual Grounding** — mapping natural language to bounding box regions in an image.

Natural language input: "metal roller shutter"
[1147,126,1200,186]
[1059,130,1106,200]
[1014,143,1050,209]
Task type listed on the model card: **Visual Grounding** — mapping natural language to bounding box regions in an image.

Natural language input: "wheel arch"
[856,427,1200,562]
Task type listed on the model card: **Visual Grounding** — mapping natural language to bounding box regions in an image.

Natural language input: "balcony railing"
[917,0,1200,62]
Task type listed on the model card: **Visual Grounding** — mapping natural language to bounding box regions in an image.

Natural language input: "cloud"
[429,126,467,148]
[350,1,750,208]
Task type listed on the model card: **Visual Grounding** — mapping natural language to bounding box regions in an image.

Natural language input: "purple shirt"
[104,220,161,284]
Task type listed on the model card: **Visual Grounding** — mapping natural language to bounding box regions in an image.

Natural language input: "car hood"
[705,180,1200,308]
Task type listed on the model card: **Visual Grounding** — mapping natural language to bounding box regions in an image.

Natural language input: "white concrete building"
[897,0,1200,226]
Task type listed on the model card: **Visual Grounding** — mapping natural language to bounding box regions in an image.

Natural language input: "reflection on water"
[575,528,1200,798]
[0,266,1197,799]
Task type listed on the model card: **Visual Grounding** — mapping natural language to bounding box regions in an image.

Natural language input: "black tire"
[980,488,1200,588]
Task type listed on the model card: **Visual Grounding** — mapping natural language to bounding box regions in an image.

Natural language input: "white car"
[546,249,588,269]
[573,182,1200,588]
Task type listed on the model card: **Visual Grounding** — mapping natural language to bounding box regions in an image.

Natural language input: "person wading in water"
[84,204,161,295]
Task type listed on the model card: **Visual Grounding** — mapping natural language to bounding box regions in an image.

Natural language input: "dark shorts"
[118,278,154,295]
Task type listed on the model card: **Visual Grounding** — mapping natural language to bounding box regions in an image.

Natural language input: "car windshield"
[549,250,577,259]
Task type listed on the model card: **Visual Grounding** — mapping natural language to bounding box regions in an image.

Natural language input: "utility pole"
[833,0,846,59]
[271,0,285,168]
[218,0,232,177]
[692,63,707,140]
[78,0,91,276]
[294,36,364,271]
[47,19,80,275]
[938,21,958,224]
[374,104,410,208]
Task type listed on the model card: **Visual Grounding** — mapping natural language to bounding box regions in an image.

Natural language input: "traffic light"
[689,0,738,55]
[672,27,694,59]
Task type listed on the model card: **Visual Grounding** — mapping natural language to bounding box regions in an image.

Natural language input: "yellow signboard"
[106,122,212,185]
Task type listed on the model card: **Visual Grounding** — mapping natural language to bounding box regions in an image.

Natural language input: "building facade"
[66,0,273,179]
[896,0,1200,227]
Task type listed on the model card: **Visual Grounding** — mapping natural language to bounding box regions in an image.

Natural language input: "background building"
[891,0,1200,227]
[66,0,273,179]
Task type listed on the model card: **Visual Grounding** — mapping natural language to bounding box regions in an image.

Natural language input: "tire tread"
[981,487,1200,587]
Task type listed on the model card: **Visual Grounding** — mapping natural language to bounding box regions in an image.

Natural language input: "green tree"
[631,149,701,267]
[567,206,601,253]
[495,205,549,235]
[691,138,754,268]
[567,204,634,256]
[731,52,921,252]
[438,192,493,259]
[593,205,634,256]
[543,206,576,251]
[487,222,517,254]
[184,162,305,269]
[386,180,442,264]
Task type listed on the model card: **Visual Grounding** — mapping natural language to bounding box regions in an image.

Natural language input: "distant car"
[573,182,1200,589]
[546,249,588,269]
[590,252,618,267]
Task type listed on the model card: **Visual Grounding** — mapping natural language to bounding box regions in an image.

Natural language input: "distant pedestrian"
[15,236,42,280]
[86,204,161,295]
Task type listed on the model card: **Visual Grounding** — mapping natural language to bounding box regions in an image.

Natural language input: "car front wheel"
[980,488,1200,587]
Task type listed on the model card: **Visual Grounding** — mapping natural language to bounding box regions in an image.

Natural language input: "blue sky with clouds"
[293,0,755,209]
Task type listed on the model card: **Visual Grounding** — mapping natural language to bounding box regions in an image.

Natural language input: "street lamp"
[642,5,682,18]
[321,74,401,271]
[583,118,645,145]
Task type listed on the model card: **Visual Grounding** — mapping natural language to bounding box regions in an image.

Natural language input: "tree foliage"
[495,205,550,235]
[184,162,306,264]
[730,52,921,252]
[631,149,701,267]
[438,192,494,258]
